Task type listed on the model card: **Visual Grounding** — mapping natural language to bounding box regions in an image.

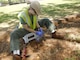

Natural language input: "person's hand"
[35,28,44,42]
[38,28,44,35]
[35,31,43,37]
[35,31,42,42]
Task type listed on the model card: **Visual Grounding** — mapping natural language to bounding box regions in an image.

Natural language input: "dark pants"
[10,18,56,51]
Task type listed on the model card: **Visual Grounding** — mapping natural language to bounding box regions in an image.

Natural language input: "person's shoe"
[13,54,21,60]
[51,31,64,39]
[51,31,57,38]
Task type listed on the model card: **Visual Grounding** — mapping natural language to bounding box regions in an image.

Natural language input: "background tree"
[8,0,12,5]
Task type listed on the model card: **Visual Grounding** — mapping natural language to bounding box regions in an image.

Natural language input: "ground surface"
[0,20,80,60]
[0,0,80,60]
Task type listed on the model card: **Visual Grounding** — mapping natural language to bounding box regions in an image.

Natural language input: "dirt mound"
[0,20,80,60]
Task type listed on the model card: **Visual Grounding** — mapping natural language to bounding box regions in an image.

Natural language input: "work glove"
[36,28,44,36]
[38,28,44,36]
[35,28,44,42]
[35,31,43,37]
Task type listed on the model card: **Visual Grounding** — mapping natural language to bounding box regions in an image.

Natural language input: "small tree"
[8,0,12,5]
[24,0,26,3]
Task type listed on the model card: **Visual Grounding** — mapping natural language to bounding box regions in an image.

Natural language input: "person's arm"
[36,22,40,28]
[22,24,36,33]
[20,17,36,33]
[37,21,46,31]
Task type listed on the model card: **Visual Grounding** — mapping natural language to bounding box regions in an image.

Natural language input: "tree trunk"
[20,0,22,3]
[8,0,12,5]
[24,0,26,3]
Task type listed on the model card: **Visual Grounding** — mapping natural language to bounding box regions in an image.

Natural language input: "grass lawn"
[0,3,28,23]
[0,0,80,23]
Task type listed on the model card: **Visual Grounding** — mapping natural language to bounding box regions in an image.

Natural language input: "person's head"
[28,1,41,15]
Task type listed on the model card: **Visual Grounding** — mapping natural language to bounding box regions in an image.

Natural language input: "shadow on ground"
[0,12,18,23]
[41,2,80,18]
